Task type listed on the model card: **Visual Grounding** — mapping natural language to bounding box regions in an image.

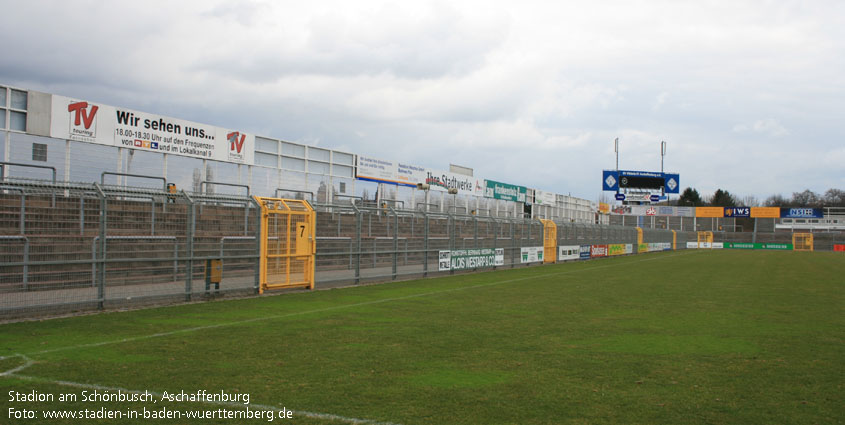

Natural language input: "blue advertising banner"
[579,245,591,260]
[725,207,751,218]
[781,208,824,218]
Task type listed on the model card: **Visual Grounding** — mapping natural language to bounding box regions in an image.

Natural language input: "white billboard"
[534,190,556,206]
[558,245,580,261]
[356,155,484,196]
[50,95,254,165]
[520,246,544,263]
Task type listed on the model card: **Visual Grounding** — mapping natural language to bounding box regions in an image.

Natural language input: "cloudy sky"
[2,0,843,201]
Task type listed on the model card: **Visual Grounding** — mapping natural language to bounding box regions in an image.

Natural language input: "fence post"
[391,207,398,280]
[354,204,361,285]
[184,191,195,301]
[492,219,498,270]
[511,219,516,268]
[95,184,107,310]
[423,211,429,277]
[251,197,262,294]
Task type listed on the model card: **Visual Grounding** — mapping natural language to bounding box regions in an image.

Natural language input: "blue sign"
[615,193,626,201]
[663,173,680,194]
[725,207,751,218]
[602,170,619,191]
[579,245,591,260]
[781,208,823,218]
[649,194,660,202]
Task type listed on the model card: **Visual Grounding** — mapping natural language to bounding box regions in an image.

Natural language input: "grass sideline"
[0,250,842,424]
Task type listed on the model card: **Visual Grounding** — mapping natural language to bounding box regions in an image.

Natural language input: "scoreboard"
[603,170,680,193]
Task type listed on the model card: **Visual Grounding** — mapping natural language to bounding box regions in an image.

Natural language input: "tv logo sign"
[227,131,247,162]
[67,101,99,140]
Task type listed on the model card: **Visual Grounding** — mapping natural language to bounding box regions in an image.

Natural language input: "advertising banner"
[687,241,721,249]
[439,248,504,271]
[579,245,591,260]
[696,207,725,218]
[521,247,544,263]
[424,169,485,196]
[558,245,581,261]
[624,244,633,254]
[780,208,824,219]
[834,244,845,252]
[534,190,556,206]
[638,243,649,253]
[598,203,610,214]
[612,206,695,217]
[357,156,410,186]
[484,180,526,202]
[724,207,751,218]
[724,243,793,250]
[590,245,608,258]
[357,155,485,196]
[751,207,781,218]
[607,244,626,256]
[51,95,254,165]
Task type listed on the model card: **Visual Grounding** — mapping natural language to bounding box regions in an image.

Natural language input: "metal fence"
[1,180,842,320]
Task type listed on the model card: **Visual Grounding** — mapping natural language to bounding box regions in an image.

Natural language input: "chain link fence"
[2,180,842,320]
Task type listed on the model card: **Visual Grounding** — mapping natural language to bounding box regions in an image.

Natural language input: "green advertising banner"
[724,243,793,250]
[484,179,526,202]
[439,248,505,271]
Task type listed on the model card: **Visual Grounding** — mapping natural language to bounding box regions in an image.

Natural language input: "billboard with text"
[50,95,254,165]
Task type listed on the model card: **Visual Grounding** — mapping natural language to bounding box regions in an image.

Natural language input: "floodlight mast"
[661,140,667,195]
[614,137,619,195]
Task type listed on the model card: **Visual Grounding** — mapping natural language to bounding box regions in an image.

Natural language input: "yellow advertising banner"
[598,203,610,214]
[696,207,725,218]
[608,244,626,256]
[751,207,780,218]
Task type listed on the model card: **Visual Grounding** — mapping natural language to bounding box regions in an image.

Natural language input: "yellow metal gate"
[254,197,316,293]
[540,219,557,264]
[792,232,814,251]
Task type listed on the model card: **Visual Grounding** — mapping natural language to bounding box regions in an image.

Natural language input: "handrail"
[275,188,313,202]
[0,162,57,183]
[101,172,167,191]
[201,180,250,196]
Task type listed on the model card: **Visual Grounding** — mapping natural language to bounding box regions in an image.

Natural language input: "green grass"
[1,250,843,424]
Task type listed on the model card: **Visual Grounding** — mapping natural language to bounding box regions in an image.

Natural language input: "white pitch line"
[20,250,698,359]
[8,372,401,425]
[0,354,34,376]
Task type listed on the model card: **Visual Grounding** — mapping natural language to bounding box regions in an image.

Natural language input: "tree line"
[675,188,845,208]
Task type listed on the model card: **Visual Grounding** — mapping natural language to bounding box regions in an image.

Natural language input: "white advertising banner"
[535,190,556,206]
[50,95,254,165]
[558,245,580,261]
[356,155,484,196]
[520,246,544,263]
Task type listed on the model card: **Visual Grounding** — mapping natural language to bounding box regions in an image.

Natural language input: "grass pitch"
[1,250,843,424]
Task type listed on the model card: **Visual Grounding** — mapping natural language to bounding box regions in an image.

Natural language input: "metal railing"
[1,179,841,320]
